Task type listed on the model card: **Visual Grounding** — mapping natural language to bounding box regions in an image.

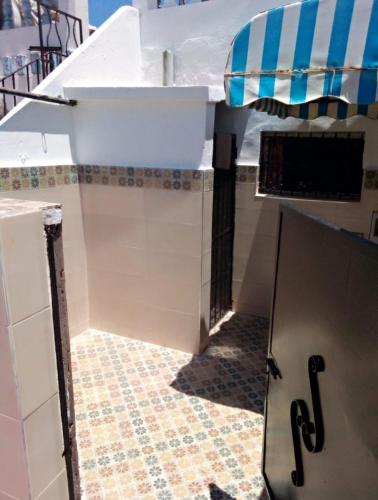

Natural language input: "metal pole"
[0,88,77,106]
[37,1,46,78]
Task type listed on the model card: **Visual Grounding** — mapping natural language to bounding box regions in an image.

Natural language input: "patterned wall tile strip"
[235,166,258,184]
[0,165,376,192]
[0,166,214,193]
[0,166,78,192]
[364,170,378,190]
[78,166,213,192]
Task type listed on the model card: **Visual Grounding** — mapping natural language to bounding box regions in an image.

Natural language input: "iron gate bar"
[210,135,236,328]
[0,87,77,106]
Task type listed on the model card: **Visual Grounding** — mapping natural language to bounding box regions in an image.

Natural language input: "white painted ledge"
[63,85,225,103]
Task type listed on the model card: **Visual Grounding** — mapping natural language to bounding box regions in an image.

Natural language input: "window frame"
[258,131,365,202]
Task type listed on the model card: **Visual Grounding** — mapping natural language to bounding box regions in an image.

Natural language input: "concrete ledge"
[63,85,225,103]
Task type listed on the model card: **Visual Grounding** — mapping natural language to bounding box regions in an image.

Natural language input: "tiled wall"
[233,166,378,317]
[0,200,68,499]
[0,166,89,338]
[0,165,214,353]
[80,166,214,354]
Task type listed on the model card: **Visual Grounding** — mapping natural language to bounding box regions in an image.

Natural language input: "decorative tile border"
[0,165,374,193]
[0,166,78,193]
[0,165,214,193]
[79,166,214,193]
[364,170,378,190]
[236,166,257,184]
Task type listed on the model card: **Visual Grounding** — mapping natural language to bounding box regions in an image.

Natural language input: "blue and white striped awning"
[225,0,378,119]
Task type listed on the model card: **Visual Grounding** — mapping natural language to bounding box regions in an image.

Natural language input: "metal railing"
[157,0,209,7]
[0,1,83,117]
[36,0,83,78]
[0,51,75,114]
[0,51,76,116]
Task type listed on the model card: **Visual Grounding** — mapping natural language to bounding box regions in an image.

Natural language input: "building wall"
[0,200,68,499]
[233,166,378,318]
[0,167,89,338]
[139,0,289,86]
[68,91,216,169]
[214,105,378,317]
[80,166,213,354]
[0,6,141,166]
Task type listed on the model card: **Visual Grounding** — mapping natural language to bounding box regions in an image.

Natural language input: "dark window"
[259,132,364,201]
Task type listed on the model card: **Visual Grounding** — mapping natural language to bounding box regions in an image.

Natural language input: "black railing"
[36,1,83,78]
[0,52,74,117]
[0,1,83,118]
[157,0,208,7]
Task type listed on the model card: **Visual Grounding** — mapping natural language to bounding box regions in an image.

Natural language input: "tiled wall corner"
[0,210,51,324]
[12,309,58,419]
[0,167,89,339]
[24,394,66,499]
[81,166,214,354]
[233,165,378,318]
[0,415,30,499]
[0,201,68,500]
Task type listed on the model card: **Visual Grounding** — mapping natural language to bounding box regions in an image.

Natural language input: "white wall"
[0,6,141,167]
[139,0,291,86]
[68,88,216,168]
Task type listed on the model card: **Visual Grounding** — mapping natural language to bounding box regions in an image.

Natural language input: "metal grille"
[210,165,236,329]
[259,131,365,201]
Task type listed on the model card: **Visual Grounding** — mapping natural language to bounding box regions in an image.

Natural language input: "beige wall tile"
[0,211,50,324]
[12,309,58,419]
[146,250,201,287]
[146,220,202,257]
[90,295,147,338]
[87,244,147,276]
[144,189,202,225]
[80,184,144,218]
[84,214,146,250]
[146,276,201,316]
[144,306,200,354]
[0,326,19,419]
[233,181,378,318]
[0,415,29,500]
[0,273,9,327]
[235,183,258,210]
[0,185,88,338]
[24,394,65,499]
[35,469,68,500]
[202,190,214,254]
[88,271,147,307]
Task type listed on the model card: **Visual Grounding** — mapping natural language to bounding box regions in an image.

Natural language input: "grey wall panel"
[264,206,378,500]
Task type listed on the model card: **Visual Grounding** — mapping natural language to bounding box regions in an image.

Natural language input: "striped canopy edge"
[225,0,378,119]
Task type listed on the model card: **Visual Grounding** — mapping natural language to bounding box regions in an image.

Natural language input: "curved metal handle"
[290,355,325,487]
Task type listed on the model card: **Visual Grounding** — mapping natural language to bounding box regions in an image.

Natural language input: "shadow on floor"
[170,313,269,414]
[209,483,237,499]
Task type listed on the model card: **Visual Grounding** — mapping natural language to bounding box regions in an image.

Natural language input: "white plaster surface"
[0,7,142,167]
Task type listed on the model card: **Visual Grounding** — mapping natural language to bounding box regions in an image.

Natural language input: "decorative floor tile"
[71,313,269,499]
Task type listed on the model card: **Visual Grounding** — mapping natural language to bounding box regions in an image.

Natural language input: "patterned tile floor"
[71,313,269,499]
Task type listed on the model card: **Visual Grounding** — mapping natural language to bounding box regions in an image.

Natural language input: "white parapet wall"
[0,6,142,167]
